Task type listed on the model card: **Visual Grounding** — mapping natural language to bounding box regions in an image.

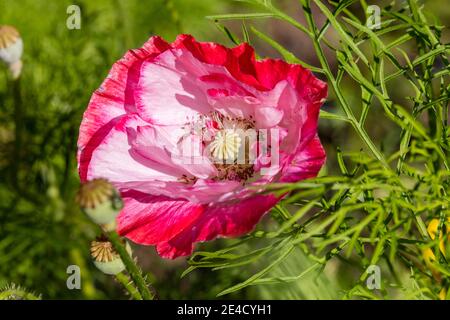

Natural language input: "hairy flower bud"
[76,178,123,227]
[90,237,130,275]
[0,25,23,79]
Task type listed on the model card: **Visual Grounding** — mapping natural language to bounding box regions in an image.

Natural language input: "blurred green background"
[0,0,449,299]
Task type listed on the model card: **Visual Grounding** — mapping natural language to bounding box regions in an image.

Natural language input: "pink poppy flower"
[77,35,327,259]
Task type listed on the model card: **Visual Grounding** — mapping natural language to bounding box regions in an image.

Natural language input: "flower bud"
[76,178,123,227]
[439,288,447,300]
[422,218,450,279]
[0,25,23,79]
[426,218,449,254]
[90,237,130,275]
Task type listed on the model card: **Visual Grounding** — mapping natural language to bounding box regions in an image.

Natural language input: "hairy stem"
[0,288,40,300]
[115,272,143,300]
[108,231,155,300]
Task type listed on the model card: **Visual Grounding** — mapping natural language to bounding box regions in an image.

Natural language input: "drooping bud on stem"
[76,178,123,230]
[0,25,23,79]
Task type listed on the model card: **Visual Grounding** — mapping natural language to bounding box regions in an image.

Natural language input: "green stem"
[408,0,441,172]
[299,0,388,168]
[11,77,22,188]
[414,215,429,240]
[108,231,155,300]
[7,77,45,206]
[115,272,143,300]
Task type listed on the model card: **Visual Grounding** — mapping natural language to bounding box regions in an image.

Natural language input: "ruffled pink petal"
[206,94,259,120]
[78,36,170,149]
[84,114,178,183]
[134,48,212,125]
[173,34,265,91]
[200,72,261,120]
[172,34,327,100]
[200,73,256,98]
[129,124,217,179]
[254,81,303,161]
[173,133,218,179]
[131,125,182,168]
[255,107,283,128]
[78,37,171,181]
[173,34,230,66]
[256,61,327,151]
[118,178,242,204]
[117,190,204,244]
[78,116,123,182]
[280,135,326,182]
[155,194,280,259]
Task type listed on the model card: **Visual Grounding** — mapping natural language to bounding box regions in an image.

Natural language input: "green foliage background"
[0,0,449,299]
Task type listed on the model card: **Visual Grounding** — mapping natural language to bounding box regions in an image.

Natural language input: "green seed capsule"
[0,25,23,79]
[90,238,131,275]
[76,179,123,226]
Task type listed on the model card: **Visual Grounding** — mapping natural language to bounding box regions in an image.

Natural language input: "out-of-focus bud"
[90,237,130,275]
[0,25,23,79]
[426,218,449,254]
[76,178,123,228]
[422,218,450,280]
[439,287,447,300]
[422,247,440,280]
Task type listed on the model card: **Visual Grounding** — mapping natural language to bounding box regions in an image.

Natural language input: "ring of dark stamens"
[212,115,256,183]
[178,113,258,184]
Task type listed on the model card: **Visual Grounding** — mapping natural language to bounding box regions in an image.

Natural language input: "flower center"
[209,130,242,162]
[207,113,256,182]
[180,112,257,183]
